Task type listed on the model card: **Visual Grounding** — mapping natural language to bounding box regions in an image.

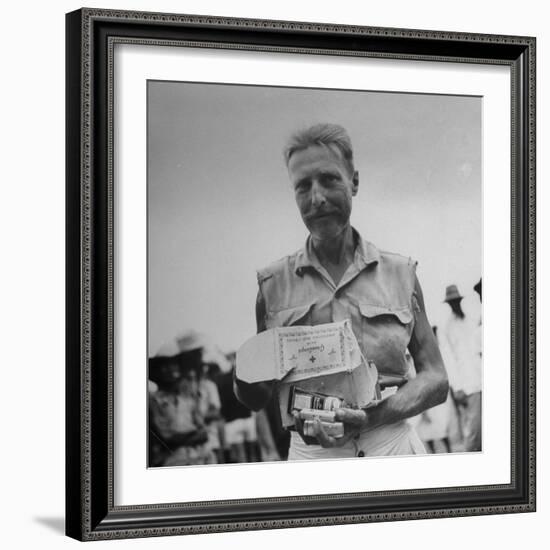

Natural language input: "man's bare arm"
[233,289,276,411]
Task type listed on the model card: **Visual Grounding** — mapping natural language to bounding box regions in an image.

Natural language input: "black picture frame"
[66,8,536,541]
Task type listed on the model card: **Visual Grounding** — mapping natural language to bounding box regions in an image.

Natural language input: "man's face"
[178,369,199,396]
[156,361,182,388]
[288,145,358,241]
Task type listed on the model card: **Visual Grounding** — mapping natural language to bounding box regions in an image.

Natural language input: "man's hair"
[283,123,355,175]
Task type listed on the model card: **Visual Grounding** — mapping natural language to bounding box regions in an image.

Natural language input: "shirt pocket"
[265,302,315,329]
[358,303,413,324]
[358,302,414,376]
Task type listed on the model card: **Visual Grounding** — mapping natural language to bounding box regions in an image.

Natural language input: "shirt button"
[357,450,365,457]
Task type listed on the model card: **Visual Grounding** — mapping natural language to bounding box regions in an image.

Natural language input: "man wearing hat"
[440,284,482,452]
[474,278,482,301]
[148,334,215,466]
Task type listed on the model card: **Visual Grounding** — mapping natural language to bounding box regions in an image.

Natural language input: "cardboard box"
[236,320,380,427]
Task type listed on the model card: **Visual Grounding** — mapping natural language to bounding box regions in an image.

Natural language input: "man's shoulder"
[375,246,417,271]
[256,249,302,283]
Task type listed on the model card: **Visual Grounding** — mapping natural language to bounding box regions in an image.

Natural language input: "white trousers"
[288,420,425,460]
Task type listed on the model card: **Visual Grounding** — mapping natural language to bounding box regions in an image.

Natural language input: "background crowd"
[148,279,482,467]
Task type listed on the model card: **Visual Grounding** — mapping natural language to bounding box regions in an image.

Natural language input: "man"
[148,338,214,466]
[439,284,482,452]
[235,123,448,459]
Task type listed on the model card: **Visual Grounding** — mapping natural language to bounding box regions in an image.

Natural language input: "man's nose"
[311,180,326,206]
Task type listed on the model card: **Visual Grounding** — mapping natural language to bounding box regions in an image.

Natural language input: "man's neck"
[311,225,356,281]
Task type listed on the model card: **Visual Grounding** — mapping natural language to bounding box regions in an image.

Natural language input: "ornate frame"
[65,8,536,541]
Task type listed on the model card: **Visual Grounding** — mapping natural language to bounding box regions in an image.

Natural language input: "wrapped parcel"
[236,320,380,427]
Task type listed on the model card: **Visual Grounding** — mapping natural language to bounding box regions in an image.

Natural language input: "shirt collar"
[294,227,380,276]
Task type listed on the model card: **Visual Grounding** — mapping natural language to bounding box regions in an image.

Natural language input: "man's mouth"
[310,211,333,219]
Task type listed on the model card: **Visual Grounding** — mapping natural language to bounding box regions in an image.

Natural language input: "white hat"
[175,330,207,353]
[154,330,207,358]
[154,339,180,358]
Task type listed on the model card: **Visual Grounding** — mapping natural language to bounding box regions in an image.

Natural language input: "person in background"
[473,278,482,361]
[198,362,224,463]
[217,355,261,463]
[148,337,214,466]
[474,278,482,303]
[148,379,165,467]
[174,331,224,463]
[439,284,482,452]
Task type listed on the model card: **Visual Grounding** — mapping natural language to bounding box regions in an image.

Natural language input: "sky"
[148,80,481,357]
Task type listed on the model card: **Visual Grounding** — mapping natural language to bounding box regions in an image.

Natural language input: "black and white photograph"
[60,4,536,543]
[147,81,483,468]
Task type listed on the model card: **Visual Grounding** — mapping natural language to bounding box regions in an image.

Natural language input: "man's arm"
[233,289,276,411]
[314,275,449,447]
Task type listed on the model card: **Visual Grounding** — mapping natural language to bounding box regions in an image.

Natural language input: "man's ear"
[351,171,359,196]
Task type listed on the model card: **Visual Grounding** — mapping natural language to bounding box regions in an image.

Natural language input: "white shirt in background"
[440,313,482,396]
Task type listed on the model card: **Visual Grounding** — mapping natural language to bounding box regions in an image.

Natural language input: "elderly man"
[235,123,448,460]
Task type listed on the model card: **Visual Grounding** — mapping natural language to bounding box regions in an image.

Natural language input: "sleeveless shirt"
[256,229,419,378]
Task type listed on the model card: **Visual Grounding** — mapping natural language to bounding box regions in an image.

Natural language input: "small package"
[236,320,380,428]
[303,420,345,439]
[298,408,337,423]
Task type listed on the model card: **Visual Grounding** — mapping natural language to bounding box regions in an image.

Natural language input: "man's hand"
[293,408,368,448]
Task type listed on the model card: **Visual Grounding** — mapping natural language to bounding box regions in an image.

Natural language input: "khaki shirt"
[257,229,419,378]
